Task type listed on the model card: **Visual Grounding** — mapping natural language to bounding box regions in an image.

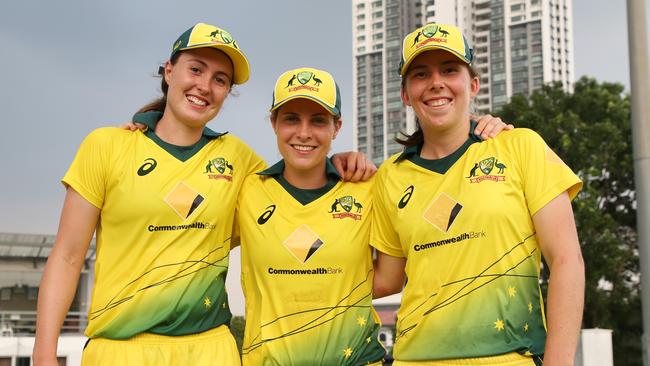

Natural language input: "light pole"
[627,0,650,364]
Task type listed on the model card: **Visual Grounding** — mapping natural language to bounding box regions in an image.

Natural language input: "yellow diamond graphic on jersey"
[164,182,204,219]
[283,224,324,263]
[423,193,463,232]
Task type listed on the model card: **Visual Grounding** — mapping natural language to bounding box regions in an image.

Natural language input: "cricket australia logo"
[412,24,450,48]
[286,71,323,93]
[328,196,363,220]
[466,157,507,183]
[207,28,239,49]
[204,157,234,181]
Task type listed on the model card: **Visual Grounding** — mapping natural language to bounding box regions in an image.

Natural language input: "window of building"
[373,11,383,18]
[372,0,382,8]
[357,35,366,42]
[357,46,366,53]
[511,15,522,22]
[356,3,365,10]
[28,287,38,300]
[373,33,383,40]
[373,44,383,50]
[511,3,523,11]
[372,22,383,29]
[357,24,366,31]
[0,288,10,301]
[357,14,366,20]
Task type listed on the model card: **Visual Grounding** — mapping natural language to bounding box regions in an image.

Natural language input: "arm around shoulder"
[33,188,99,365]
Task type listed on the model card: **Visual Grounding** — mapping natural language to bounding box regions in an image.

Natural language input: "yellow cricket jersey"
[371,128,582,362]
[63,124,265,339]
[237,160,386,365]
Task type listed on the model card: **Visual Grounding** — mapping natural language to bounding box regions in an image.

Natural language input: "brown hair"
[395,63,479,148]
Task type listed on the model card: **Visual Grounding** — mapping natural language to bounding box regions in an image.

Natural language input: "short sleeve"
[514,129,582,216]
[370,167,406,258]
[61,128,116,209]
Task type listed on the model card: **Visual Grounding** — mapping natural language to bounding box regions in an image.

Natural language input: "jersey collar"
[393,120,483,174]
[258,158,341,180]
[133,111,227,139]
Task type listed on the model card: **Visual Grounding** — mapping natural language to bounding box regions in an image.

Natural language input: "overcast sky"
[0,0,645,314]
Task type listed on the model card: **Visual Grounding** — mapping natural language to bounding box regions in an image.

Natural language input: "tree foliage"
[230,316,246,354]
[497,77,640,365]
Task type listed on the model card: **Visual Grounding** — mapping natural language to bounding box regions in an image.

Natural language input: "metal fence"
[0,311,86,336]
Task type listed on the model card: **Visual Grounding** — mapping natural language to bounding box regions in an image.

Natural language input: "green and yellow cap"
[170,23,250,84]
[270,67,341,117]
[399,23,473,76]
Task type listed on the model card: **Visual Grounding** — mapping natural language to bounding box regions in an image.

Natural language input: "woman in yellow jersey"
[33,23,371,366]
[371,24,584,366]
[234,67,511,366]
[235,67,385,366]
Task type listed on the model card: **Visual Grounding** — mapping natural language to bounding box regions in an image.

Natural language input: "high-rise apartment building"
[352,0,574,163]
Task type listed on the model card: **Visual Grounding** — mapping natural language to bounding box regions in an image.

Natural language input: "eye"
[213,75,228,86]
[190,66,201,74]
[442,66,459,74]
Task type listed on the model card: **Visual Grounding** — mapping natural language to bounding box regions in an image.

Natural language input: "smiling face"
[163,47,234,129]
[271,99,342,187]
[401,49,479,135]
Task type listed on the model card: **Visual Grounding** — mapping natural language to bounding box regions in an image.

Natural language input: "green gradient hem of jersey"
[88,255,232,338]
[394,260,546,360]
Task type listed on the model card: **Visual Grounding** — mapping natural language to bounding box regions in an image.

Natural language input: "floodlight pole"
[627,0,650,365]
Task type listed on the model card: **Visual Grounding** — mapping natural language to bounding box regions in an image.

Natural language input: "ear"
[332,117,343,140]
[270,116,279,135]
[163,60,174,85]
[470,75,480,98]
[400,85,412,107]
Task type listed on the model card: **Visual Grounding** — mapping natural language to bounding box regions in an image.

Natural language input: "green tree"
[230,316,246,354]
[497,77,641,365]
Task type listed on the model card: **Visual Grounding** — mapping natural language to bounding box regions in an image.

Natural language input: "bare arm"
[331,152,377,182]
[532,192,584,365]
[472,114,514,139]
[33,188,99,366]
[373,251,407,299]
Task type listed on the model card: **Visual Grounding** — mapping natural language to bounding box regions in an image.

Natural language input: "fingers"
[348,155,365,182]
[343,153,358,182]
[361,157,378,181]
[332,154,347,179]
[474,114,513,140]
[119,122,147,131]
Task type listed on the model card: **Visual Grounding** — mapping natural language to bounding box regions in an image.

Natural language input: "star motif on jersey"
[528,302,533,313]
[508,286,517,297]
[494,319,505,331]
[357,316,367,327]
[524,323,529,332]
[203,297,212,308]
[366,337,372,344]
[343,347,353,358]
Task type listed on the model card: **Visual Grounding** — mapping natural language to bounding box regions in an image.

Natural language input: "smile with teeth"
[292,144,316,151]
[426,98,451,107]
[187,95,207,106]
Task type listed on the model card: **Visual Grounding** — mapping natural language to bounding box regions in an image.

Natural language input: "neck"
[282,161,328,189]
[155,113,205,146]
[420,118,471,159]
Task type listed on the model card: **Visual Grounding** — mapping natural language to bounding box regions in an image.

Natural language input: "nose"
[196,74,211,94]
[295,120,312,140]
[428,71,445,91]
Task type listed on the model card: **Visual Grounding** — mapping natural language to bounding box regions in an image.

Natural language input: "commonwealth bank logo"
[164,181,205,219]
[283,224,324,263]
[423,193,462,233]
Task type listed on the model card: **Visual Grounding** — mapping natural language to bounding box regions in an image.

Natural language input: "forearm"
[543,253,585,365]
[33,252,85,363]
[372,251,406,299]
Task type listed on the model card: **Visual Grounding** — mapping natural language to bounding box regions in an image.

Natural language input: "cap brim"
[180,44,250,84]
[400,45,470,76]
[271,95,339,117]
